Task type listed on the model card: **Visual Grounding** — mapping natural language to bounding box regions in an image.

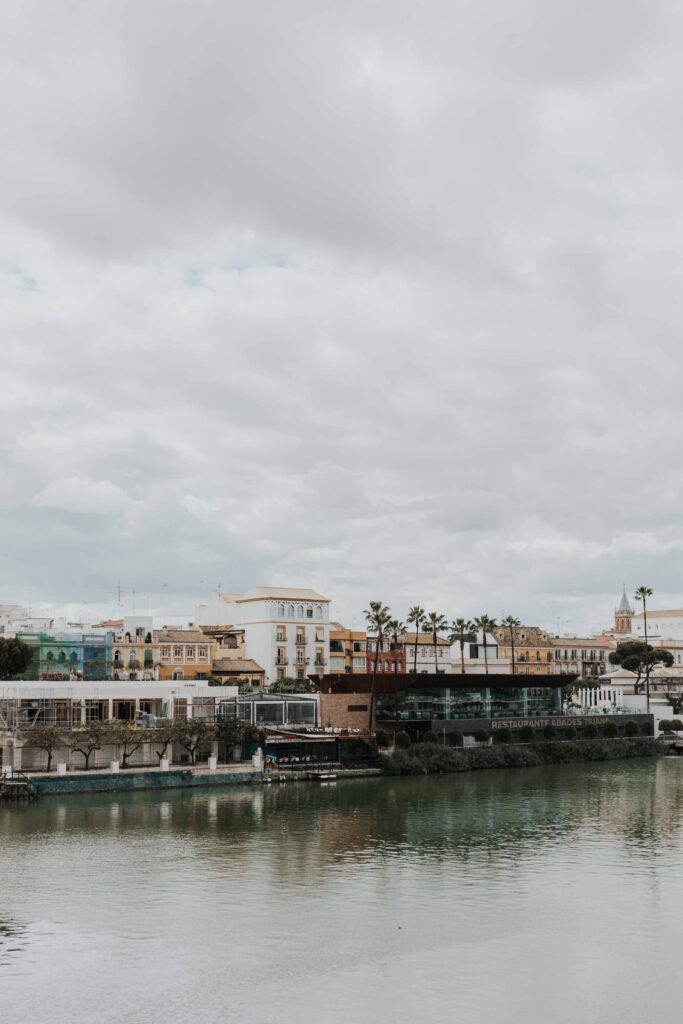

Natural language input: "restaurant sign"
[489,716,641,730]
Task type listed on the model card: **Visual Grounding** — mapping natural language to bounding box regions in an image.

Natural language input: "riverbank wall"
[29,765,262,796]
[382,737,664,775]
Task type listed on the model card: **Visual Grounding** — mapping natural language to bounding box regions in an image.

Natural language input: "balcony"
[275,658,288,667]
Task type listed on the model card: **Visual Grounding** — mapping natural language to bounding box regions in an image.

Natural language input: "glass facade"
[376,685,563,722]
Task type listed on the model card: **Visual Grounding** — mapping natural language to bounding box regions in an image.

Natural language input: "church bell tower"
[615,586,633,635]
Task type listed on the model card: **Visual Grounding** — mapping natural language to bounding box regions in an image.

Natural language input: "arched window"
[70,651,78,662]
[114,649,122,662]
[129,651,137,664]
[297,604,303,618]
[278,603,285,617]
[315,606,322,619]
[145,632,152,644]
[46,651,55,661]
[58,651,66,662]
[288,604,294,617]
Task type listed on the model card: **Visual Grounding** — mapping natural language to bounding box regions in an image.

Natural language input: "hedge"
[381,737,663,776]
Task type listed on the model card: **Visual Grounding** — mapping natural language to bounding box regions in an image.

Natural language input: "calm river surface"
[2,759,683,1024]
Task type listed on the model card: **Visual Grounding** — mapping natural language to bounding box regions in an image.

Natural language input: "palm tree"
[450,618,476,674]
[634,586,654,710]
[387,618,407,675]
[501,615,521,675]
[472,614,497,675]
[364,600,391,732]
[424,611,447,675]
[407,606,425,673]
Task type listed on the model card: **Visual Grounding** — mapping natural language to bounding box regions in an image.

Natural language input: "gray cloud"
[2,0,683,632]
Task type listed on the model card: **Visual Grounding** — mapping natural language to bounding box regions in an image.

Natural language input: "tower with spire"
[614,585,633,635]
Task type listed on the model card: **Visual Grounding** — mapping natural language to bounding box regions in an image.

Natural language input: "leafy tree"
[269,677,317,694]
[450,618,476,675]
[495,727,512,744]
[519,725,535,743]
[421,731,438,743]
[583,724,598,739]
[151,720,178,763]
[68,723,105,770]
[609,641,673,693]
[658,719,672,733]
[448,730,464,747]
[542,724,555,739]
[111,722,149,768]
[394,730,411,749]
[474,729,489,745]
[176,719,217,764]
[603,721,618,738]
[472,615,497,675]
[624,720,639,737]
[501,616,521,674]
[407,606,425,673]
[671,719,683,732]
[375,729,390,748]
[0,637,33,679]
[424,611,447,674]
[364,600,392,731]
[26,725,63,771]
[641,721,654,736]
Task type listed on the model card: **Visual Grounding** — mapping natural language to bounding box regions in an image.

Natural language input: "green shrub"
[375,729,390,748]
[583,724,598,738]
[671,719,683,732]
[394,730,411,749]
[420,731,438,743]
[624,720,639,737]
[603,721,618,738]
[658,720,672,732]
[542,724,555,739]
[641,720,654,736]
[564,726,577,739]
[519,725,535,743]
[474,729,489,745]
[381,737,663,777]
[448,730,464,747]
[495,727,512,744]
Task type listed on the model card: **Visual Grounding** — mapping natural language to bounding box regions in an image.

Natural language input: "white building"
[632,609,683,644]
[403,633,453,674]
[450,631,510,674]
[195,586,331,686]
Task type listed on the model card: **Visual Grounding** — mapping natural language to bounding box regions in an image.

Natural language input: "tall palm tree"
[407,606,425,673]
[387,618,407,675]
[634,586,654,709]
[424,611,447,675]
[450,618,476,674]
[364,600,391,732]
[501,615,521,675]
[473,614,497,675]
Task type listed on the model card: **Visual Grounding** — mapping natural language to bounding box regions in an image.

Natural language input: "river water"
[2,759,683,1024]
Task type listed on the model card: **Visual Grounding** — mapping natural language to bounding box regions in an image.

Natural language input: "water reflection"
[2,760,683,1024]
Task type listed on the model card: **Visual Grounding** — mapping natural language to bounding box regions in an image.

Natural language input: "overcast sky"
[3,0,683,634]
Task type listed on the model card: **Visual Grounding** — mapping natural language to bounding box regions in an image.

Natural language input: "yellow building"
[492,625,555,676]
[154,628,213,681]
[329,624,367,674]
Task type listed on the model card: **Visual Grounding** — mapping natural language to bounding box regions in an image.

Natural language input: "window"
[198,647,207,659]
[114,649,122,662]
[296,630,305,644]
[276,626,286,641]
[296,649,305,665]
[161,647,170,658]
[174,647,182,659]
[288,604,294,617]
[297,604,303,617]
[306,607,313,618]
[315,606,322,619]
[278,603,285,617]
[348,704,368,712]
[172,670,184,681]
[315,627,325,642]
[276,648,286,666]
[186,647,195,658]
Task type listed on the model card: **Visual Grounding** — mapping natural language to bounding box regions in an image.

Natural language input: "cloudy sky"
[2,0,683,634]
